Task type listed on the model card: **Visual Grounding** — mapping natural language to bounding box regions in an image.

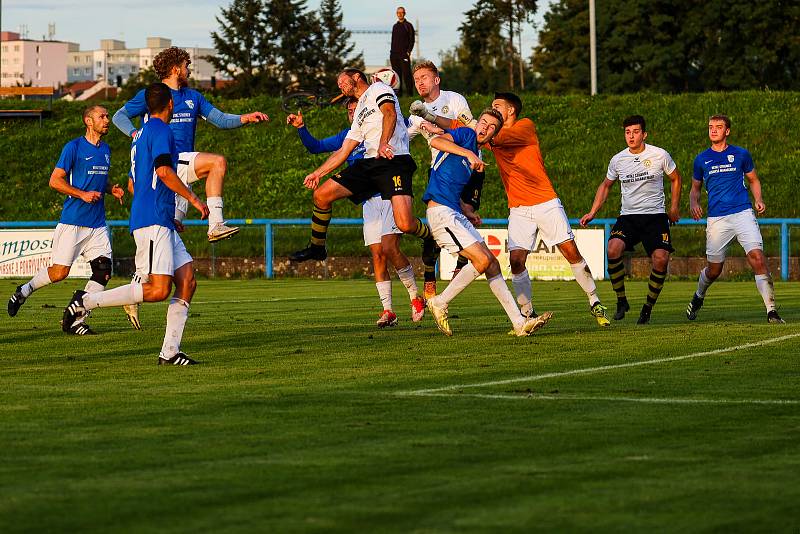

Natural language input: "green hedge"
[2,91,798,258]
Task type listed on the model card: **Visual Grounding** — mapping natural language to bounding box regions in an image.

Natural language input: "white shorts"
[427,204,482,255]
[174,152,201,219]
[362,195,401,246]
[507,198,575,250]
[133,225,193,276]
[50,223,112,266]
[177,152,201,184]
[706,208,763,262]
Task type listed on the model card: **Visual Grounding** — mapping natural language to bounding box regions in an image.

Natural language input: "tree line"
[123,0,799,98]
[444,0,800,94]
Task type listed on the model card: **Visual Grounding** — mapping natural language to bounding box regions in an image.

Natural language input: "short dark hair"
[478,108,504,129]
[494,92,523,117]
[82,104,103,123]
[340,68,368,84]
[709,114,731,129]
[622,115,646,131]
[145,82,173,115]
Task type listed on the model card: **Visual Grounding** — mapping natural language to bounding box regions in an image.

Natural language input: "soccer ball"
[371,68,400,90]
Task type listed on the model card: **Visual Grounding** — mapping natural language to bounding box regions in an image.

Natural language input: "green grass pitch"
[1,278,799,532]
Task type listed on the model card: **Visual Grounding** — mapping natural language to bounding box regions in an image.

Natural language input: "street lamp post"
[589,0,597,95]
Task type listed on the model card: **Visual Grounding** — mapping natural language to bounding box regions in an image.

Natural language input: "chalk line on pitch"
[412,392,800,406]
[399,332,800,396]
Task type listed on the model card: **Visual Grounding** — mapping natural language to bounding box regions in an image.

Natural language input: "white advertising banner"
[0,229,92,278]
[439,228,606,281]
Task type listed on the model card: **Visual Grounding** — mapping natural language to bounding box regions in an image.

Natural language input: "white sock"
[376,280,392,311]
[488,273,524,329]
[160,298,190,359]
[22,268,52,297]
[83,283,143,310]
[696,268,713,298]
[570,260,599,305]
[755,273,776,312]
[511,269,532,316]
[395,264,418,299]
[83,280,105,294]
[207,196,224,227]
[437,263,480,305]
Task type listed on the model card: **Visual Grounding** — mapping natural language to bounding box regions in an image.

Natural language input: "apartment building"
[1,31,72,87]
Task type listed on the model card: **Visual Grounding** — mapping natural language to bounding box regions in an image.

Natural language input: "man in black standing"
[390,6,415,97]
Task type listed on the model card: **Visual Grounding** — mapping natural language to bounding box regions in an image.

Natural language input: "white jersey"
[345,81,409,158]
[606,143,677,215]
[407,89,472,162]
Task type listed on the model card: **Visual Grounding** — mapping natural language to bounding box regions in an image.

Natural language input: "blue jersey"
[129,118,178,232]
[297,126,366,166]
[693,145,754,217]
[423,127,478,212]
[55,137,111,228]
[124,87,215,153]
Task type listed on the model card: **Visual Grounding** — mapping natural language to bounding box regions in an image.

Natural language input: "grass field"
[1,278,799,532]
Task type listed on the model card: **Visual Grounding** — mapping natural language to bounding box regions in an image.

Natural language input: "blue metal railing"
[2,218,798,280]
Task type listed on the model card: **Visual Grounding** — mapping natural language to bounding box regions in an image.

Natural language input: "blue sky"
[2,0,552,65]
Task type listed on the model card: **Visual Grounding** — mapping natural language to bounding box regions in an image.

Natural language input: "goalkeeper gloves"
[409,100,437,123]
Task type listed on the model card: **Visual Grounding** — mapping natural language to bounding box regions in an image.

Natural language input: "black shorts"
[609,214,674,255]
[333,155,416,202]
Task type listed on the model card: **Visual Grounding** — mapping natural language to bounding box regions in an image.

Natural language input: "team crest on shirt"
[643,159,652,168]
[185,100,194,110]
[727,155,735,163]
[442,105,450,114]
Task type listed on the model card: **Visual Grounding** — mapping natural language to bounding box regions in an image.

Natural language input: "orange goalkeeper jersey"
[487,118,558,208]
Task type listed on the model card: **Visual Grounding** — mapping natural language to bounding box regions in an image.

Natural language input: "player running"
[63,83,210,365]
[113,46,268,242]
[406,60,479,297]
[289,68,434,268]
[7,105,124,335]
[422,108,552,336]
[488,92,610,327]
[286,101,425,327]
[580,115,682,324]
[685,114,784,324]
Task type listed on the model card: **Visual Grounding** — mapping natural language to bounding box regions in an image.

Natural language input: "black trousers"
[390,54,414,97]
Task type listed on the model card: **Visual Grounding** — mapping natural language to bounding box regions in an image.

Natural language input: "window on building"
[14,45,20,52]
[36,45,40,54]
[96,61,102,68]
[36,72,41,80]
[36,58,42,67]
[73,68,79,75]
[85,68,91,75]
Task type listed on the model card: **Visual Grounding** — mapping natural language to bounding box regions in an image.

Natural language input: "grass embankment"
[2,91,798,258]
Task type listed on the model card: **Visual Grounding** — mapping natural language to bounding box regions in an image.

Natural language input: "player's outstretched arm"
[155,163,209,219]
[580,179,614,227]
[112,107,138,137]
[304,138,360,189]
[689,179,704,220]
[667,168,683,223]
[429,135,485,172]
[49,168,101,204]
